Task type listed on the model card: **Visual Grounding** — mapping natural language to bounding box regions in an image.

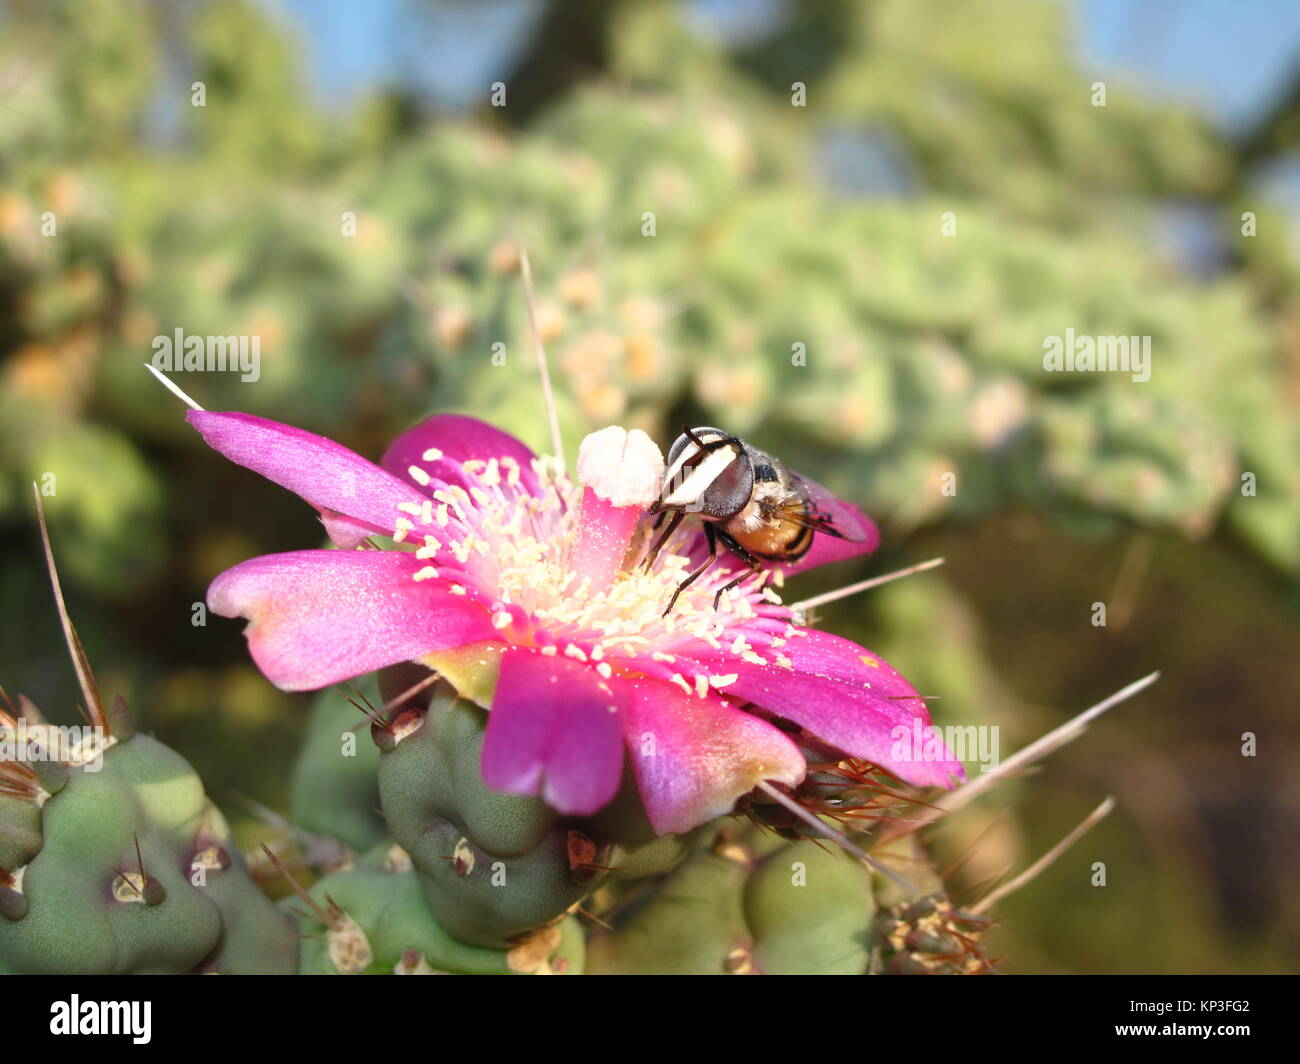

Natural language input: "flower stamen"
[394,437,792,669]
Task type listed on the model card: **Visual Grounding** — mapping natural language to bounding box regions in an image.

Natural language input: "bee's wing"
[679,470,881,579]
[778,479,864,541]
[775,472,880,576]
[670,468,883,577]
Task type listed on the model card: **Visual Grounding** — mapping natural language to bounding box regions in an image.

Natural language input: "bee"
[646,426,867,614]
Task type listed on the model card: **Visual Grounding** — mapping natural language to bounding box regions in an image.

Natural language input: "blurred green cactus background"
[1,0,1297,972]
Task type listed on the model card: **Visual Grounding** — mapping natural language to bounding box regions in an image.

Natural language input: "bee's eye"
[667,427,730,468]
[662,433,747,513]
[699,451,753,517]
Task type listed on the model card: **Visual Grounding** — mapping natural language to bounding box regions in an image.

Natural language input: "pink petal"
[381,413,541,497]
[188,411,429,545]
[686,629,964,788]
[481,648,624,816]
[622,677,805,835]
[764,629,921,693]
[208,550,497,691]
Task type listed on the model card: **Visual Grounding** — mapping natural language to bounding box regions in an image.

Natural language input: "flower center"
[396,447,796,669]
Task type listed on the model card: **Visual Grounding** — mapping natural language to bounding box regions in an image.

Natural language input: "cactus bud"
[107,694,136,741]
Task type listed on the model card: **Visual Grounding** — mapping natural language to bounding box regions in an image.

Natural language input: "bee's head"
[657,427,753,519]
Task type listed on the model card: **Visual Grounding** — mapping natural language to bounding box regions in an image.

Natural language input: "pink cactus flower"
[188,409,964,834]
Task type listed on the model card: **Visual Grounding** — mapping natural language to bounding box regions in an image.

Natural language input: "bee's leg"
[712,530,765,610]
[662,522,717,617]
[642,508,685,572]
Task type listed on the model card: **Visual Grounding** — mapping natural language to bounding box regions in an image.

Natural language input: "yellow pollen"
[694,674,709,698]
[596,662,613,679]
[413,566,439,582]
[397,502,423,517]
[450,584,466,596]
[393,518,414,543]
[408,465,431,487]
[422,448,443,462]
[492,611,513,629]
[541,645,557,656]
[433,490,466,521]
[652,651,675,663]
[670,674,693,696]
[420,500,433,525]
[564,645,588,663]
[709,673,738,688]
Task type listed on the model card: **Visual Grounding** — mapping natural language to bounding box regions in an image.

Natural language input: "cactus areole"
[190,410,964,834]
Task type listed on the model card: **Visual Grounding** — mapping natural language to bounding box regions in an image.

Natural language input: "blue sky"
[1078,0,1300,131]
[266,0,1300,136]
